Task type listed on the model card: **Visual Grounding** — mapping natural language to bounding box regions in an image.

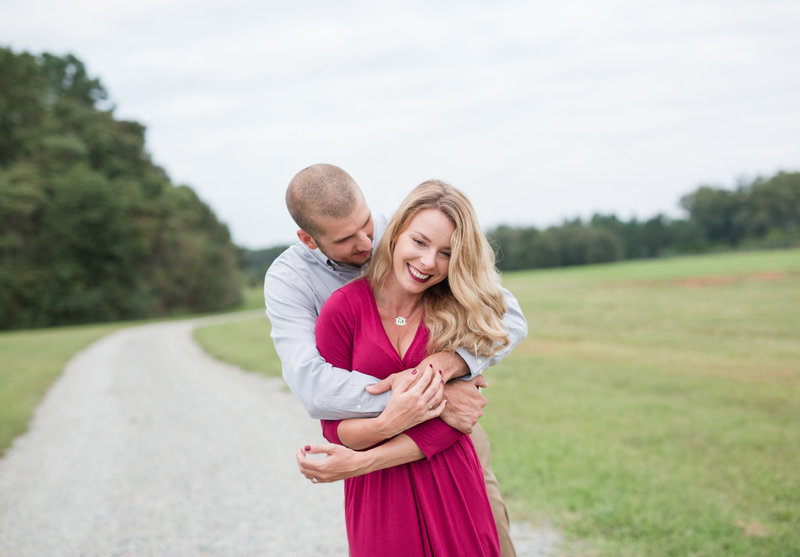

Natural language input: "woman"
[297,180,509,556]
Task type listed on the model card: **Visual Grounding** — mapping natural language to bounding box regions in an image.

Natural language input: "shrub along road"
[0,313,557,556]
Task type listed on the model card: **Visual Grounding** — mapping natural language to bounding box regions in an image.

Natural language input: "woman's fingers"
[430,398,447,417]
[420,367,444,408]
[408,364,435,395]
[297,444,336,480]
[296,443,367,483]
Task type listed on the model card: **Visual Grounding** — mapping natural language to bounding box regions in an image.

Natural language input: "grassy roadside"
[191,284,283,378]
[0,286,267,457]
[0,322,126,455]
[192,315,282,378]
[195,248,800,555]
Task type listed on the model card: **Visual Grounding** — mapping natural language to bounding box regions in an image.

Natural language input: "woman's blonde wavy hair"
[365,180,509,357]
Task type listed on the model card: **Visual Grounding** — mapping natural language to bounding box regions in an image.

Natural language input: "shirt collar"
[303,241,362,273]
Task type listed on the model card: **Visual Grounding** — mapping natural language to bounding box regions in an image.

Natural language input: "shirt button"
[356,404,362,409]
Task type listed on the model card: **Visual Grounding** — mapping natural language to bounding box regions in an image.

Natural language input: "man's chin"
[345,253,371,267]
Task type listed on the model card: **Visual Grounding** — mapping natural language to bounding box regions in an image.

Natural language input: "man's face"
[310,198,374,267]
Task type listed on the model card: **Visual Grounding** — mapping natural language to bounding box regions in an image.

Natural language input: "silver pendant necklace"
[392,302,420,327]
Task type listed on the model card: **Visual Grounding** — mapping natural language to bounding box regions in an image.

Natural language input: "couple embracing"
[265,164,527,556]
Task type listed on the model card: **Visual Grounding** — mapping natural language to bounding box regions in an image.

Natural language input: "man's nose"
[355,231,372,252]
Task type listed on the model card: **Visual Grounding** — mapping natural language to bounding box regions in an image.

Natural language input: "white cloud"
[2,0,799,247]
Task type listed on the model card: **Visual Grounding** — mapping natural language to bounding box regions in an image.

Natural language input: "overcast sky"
[3,0,799,248]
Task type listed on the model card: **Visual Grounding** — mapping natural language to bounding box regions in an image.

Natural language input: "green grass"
[483,249,800,556]
[191,284,282,378]
[194,248,800,555]
[3,250,798,555]
[238,284,267,311]
[0,288,266,456]
[192,315,282,378]
[0,322,126,455]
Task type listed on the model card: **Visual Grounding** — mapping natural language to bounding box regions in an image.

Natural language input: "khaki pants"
[470,423,516,557]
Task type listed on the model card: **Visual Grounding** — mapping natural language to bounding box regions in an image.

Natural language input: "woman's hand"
[296,444,372,483]
[374,363,446,438]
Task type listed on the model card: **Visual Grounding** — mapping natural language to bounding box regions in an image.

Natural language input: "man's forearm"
[265,274,391,419]
[455,286,528,379]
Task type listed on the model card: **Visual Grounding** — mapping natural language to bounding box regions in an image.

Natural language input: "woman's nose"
[418,249,435,270]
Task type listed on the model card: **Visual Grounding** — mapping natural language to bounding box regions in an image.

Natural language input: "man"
[265,163,527,556]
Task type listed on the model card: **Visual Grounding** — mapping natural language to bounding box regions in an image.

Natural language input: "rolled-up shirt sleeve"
[456,285,528,379]
[265,264,390,420]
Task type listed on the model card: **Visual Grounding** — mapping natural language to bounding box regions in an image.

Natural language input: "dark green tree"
[0,47,242,329]
[680,186,748,247]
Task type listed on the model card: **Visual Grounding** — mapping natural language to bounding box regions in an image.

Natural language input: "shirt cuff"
[454,347,487,380]
[318,370,392,417]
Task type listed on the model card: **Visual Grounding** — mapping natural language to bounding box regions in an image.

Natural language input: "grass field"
[0,321,126,455]
[2,249,798,555]
[195,248,800,556]
[484,249,800,556]
[192,315,282,378]
[0,289,266,457]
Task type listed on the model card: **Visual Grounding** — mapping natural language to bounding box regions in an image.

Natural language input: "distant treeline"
[487,171,800,271]
[0,48,242,329]
[239,245,288,287]
[241,170,800,281]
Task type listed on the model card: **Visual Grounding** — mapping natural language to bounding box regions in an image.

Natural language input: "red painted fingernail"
[304,445,311,451]
[429,364,433,368]
[438,369,442,375]
[441,380,444,385]
[412,369,417,375]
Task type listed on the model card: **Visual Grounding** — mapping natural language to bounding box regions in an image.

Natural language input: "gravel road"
[0,313,559,556]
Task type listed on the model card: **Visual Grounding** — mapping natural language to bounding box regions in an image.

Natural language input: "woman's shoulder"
[324,277,372,311]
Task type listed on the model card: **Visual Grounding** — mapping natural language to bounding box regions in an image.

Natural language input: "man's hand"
[422,351,469,382]
[365,351,469,395]
[439,375,488,434]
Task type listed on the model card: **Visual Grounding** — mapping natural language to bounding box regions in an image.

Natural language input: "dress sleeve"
[402,419,464,459]
[315,288,357,445]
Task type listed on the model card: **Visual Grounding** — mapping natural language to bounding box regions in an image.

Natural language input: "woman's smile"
[407,263,432,282]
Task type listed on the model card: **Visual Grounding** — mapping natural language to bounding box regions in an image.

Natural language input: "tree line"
[242,170,799,279]
[0,48,242,330]
[487,171,800,271]
[3,48,796,329]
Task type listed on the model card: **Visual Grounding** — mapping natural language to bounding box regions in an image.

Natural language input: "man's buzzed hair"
[286,163,363,239]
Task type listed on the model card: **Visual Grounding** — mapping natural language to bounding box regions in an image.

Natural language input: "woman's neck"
[374,289,422,317]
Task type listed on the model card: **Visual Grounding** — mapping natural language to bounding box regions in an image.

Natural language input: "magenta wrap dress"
[315,278,500,557]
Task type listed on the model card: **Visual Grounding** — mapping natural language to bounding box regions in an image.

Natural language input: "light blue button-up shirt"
[264,214,528,420]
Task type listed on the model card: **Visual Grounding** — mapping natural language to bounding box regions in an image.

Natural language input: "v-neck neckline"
[365,281,425,364]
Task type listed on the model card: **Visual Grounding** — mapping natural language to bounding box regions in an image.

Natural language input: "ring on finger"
[311,477,319,484]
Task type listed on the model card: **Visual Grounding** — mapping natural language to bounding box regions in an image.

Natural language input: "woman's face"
[390,208,455,296]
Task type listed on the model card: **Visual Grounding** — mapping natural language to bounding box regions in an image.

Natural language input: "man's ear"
[297,230,318,250]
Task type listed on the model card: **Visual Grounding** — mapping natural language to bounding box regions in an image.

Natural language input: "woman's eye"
[441,252,451,259]
[413,239,425,246]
